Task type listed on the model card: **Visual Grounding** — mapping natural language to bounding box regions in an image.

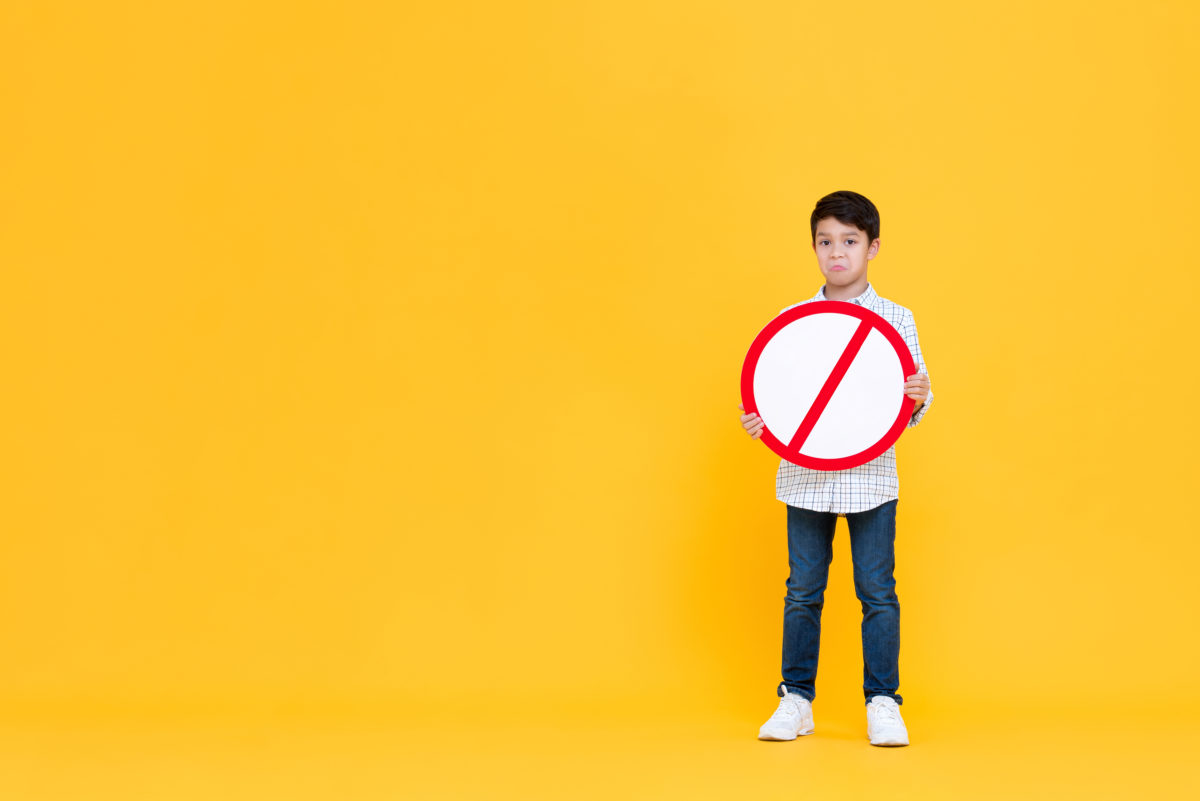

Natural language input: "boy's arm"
[902,311,933,428]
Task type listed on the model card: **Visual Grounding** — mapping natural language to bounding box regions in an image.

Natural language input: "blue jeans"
[778,499,903,705]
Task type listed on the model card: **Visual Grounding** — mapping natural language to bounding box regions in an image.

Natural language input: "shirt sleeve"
[902,310,933,428]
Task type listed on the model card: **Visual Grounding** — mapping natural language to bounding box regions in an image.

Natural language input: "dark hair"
[810,190,880,243]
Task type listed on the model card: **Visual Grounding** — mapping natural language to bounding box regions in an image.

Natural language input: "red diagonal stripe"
[788,319,873,455]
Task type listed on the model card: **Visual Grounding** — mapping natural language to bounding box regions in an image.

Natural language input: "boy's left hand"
[904,373,930,408]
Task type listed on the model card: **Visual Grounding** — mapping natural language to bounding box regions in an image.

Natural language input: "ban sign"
[740,301,916,471]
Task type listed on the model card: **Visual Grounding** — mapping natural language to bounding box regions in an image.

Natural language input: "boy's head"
[810,190,879,244]
[809,190,881,297]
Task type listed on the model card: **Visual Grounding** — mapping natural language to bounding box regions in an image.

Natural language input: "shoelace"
[771,695,806,721]
[870,701,900,724]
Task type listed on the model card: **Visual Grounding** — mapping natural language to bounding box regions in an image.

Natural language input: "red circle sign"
[741,301,917,470]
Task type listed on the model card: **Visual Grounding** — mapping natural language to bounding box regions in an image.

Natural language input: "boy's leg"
[845,499,903,705]
[780,504,837,702]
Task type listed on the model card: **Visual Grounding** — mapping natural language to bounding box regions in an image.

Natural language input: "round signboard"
[741,301,917,470]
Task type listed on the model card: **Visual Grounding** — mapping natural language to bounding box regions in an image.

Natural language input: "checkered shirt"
[774,283,933,513]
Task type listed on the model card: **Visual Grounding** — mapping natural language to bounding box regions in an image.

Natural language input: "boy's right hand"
[738,404,765,440]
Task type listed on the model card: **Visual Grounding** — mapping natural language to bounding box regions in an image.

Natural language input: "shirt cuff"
[907,388,933,428]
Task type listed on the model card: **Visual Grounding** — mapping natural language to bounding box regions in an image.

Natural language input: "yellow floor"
[2,699,1194,800]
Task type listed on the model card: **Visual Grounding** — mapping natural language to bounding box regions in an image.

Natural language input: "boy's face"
[811,217,879,294]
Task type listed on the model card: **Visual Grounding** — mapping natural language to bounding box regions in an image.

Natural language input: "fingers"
[904,374,930,403]
[904,373,930,389]
[738,403,764,438]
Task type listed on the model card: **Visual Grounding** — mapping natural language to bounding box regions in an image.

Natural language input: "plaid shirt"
[774,283,932,513]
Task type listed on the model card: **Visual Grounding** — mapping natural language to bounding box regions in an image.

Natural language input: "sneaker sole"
[758,727,815,741]
[868,737,909,747]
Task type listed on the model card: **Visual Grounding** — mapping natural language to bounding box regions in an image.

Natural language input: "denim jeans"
[778,499,902,705]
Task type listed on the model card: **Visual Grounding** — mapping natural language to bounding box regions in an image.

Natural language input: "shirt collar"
[813,283,878,308]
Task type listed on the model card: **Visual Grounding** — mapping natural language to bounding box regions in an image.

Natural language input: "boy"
[738,190,932,747]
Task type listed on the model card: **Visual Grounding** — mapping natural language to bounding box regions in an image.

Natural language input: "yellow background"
[2,1,1197,798]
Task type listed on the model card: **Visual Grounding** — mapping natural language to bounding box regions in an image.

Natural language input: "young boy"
[738,190,932,747]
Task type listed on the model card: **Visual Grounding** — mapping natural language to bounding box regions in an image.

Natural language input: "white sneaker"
[758,688,815,740]
[865,696,909,746]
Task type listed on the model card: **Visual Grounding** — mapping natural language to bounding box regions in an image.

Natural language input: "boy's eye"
[845,240,856,245]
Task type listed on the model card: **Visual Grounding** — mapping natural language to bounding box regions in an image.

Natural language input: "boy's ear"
[868,238,881,259]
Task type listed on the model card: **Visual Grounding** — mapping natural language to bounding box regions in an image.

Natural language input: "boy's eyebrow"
[815,231,862,237]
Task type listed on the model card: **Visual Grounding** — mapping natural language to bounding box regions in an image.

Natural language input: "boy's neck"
[823,279,869,302]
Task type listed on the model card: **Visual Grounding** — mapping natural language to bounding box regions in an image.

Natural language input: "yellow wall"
[1,0,1197,721]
